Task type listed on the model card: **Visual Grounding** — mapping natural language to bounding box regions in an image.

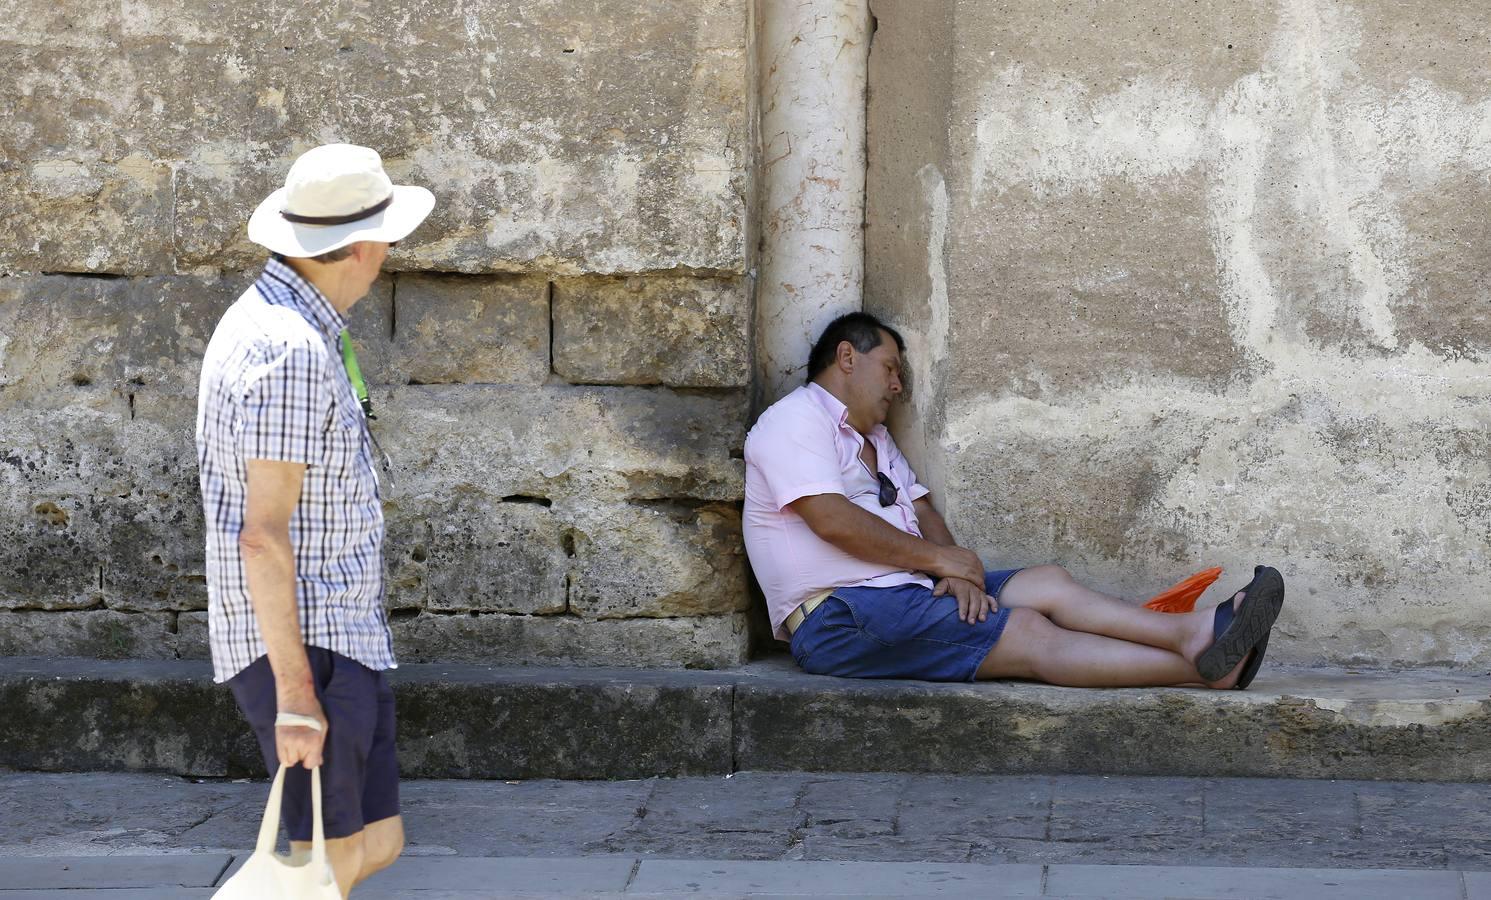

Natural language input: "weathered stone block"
[0,657,736,779]
[387,274,549,385]
[0,611,176,659]
[374,384,745,502]
[392,612,749,668]
[0,272,248,398]
[552,276,749,387]
[4,2,750,275]
[0,394,206,613]
[0,156,174,276]
[177,611,209,661]
[566,502,747,619]
[384,491,568,614]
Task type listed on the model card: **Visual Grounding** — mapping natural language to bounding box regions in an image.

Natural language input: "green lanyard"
[338,329,374,419]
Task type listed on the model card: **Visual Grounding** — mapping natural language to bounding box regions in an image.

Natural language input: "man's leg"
[357,816,405,883]
[291,815,402,896]
[976,607,1248,688]
[292,663,403,894]
[998,564,1241,663]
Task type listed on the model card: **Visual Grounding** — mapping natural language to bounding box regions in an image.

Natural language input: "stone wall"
[867,0,1491,668]
[0,0,755,666]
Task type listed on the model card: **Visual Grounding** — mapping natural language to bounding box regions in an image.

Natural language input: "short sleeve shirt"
[743,383,933,640]
[195,257,394,682]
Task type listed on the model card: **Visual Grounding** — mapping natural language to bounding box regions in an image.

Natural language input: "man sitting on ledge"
[743,312,1284,690]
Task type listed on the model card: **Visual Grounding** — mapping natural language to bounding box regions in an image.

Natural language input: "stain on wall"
[869,0,1491,667]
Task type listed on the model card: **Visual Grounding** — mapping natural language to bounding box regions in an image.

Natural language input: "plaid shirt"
[196,256,394,683]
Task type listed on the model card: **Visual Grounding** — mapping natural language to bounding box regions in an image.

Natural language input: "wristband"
[275,712,325,732]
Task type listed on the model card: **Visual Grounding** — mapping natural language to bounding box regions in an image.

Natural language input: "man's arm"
[240,458,327,768]
[789,493,985,586]
[913,494,998,624]
[913,496,957,547]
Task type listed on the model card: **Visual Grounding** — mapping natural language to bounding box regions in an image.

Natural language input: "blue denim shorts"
[789,569,1022,682]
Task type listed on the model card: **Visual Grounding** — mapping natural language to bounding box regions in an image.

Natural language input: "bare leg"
[291,815,402,897]
[355,816,405,886]
[977,607,1248,689]
[292,832,364,898]
[999,564,1238,661]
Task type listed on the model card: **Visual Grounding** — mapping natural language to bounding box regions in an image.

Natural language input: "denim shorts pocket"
[834,593,894,647]
[792,597,859,670]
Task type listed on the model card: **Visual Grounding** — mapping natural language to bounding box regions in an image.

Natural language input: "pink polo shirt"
[744,382,934,640]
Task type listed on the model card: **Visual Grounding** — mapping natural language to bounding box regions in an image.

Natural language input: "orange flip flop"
[1143,566,1223,613]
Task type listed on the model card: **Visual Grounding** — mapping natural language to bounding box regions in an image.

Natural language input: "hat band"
[280,194,393,226]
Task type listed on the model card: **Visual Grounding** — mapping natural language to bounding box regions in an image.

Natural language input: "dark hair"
[806,312,906,382]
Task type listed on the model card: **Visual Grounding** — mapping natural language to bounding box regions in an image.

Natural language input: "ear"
[835,339,856,371]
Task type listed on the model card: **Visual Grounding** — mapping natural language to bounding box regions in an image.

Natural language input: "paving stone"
[628,859,1043,897]
[1466,871,1491,900]
[1047,777,1205,858]
[396,779,652,857]
[358,856,635,894]
[1201,777,1358,840]
[897,776,1053,843]
[0,854,231,889]
[599,773,806,859]
[0,892,213,900]
[1357,781,1491,843]
[0,772,251,856]
[797,774,903,840]
[1044,863,1466,899]
[794,835,977,864]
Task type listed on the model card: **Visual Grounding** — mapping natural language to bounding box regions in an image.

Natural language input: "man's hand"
[275,683,329,769]
[934,576,997,624]
[928,545,986,587]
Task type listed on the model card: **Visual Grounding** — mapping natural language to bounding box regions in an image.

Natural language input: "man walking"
[196,144,434,896]
[744,312,1285,690]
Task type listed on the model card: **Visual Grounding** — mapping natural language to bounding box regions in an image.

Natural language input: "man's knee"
[978,607,1055,679]
[1003,564,1075,611]
[361,816,404,876]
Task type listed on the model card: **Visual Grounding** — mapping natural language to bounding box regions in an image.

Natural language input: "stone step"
[1,656,1487,782]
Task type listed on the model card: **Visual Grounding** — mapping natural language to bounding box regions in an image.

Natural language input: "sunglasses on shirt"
[875,471,898,507]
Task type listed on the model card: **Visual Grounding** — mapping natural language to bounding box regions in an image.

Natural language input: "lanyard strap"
[338,329,375,419]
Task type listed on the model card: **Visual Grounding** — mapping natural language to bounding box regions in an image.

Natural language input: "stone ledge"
[1,656,1487,782]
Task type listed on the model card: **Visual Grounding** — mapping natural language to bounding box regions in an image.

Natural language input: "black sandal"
[1232,633,1270,690]
[1196,565,1284,683]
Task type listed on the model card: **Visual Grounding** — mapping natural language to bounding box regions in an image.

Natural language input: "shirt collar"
[259,255,347,341]
[805,381,888,441]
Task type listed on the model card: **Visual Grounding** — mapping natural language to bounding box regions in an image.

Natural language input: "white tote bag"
[213,765,341,899]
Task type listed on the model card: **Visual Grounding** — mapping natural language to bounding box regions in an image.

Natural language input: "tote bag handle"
[254,764,329,872]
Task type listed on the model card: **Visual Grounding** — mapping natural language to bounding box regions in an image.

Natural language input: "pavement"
[3,769,1490,897]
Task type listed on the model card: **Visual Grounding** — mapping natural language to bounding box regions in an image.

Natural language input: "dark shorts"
[228,647,399,841]
[789,569,1022,682]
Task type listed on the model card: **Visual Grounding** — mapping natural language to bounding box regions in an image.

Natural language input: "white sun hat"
[247,143,435,258]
